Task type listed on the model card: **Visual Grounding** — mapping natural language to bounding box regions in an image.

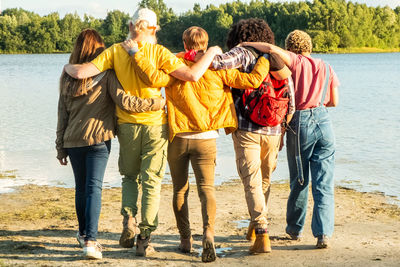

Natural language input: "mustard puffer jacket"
[133,53,270,141]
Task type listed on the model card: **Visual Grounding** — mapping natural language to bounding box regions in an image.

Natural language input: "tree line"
[0,0,399,53]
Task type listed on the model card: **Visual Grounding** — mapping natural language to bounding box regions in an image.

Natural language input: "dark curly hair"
[226,18,275,49]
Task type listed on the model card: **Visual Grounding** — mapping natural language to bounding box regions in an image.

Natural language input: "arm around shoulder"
[223,56,270,89]
[107,71,165,113]
[64,62,100,79]
[240,42,292,67]
[132,50,172,88]
[170,46,223,82]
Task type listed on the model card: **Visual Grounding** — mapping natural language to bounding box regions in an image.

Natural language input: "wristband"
[128,47,139,56]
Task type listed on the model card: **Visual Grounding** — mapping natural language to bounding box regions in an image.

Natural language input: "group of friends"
[56,7,339,262]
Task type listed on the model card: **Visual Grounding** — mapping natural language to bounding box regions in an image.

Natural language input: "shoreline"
[1,173,399,207]
[313,47,400,54]
[1,47,400,55]
[1,168,399,207]
[0,181,399,266]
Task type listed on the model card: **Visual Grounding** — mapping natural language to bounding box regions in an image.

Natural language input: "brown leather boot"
[246,222,256,242]
[119,216,137,248]
[179,236,193,253]
[136,234,155,256]
[249,228,272,254]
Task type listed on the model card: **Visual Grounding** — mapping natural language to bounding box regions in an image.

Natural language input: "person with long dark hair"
[56,29,164,259]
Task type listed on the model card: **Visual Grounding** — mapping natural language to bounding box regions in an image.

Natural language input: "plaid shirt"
[212,47,295,135]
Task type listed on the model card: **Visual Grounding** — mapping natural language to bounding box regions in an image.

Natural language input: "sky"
[1,0,399,18]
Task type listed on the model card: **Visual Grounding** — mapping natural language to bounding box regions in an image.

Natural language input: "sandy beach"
[0,180,399,266]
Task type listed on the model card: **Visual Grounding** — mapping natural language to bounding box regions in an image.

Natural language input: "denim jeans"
[286,107,335,238]
[67,140,111,241]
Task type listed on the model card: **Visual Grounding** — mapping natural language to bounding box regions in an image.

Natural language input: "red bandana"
[184,49,197,61]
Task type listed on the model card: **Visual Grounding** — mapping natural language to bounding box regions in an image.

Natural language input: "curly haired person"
[243,29,339,248]
[212,18,295,254]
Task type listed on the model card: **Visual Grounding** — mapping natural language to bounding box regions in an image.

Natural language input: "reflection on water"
[0,53,399,203]
[233,219,250,229]
[195,246,233,258]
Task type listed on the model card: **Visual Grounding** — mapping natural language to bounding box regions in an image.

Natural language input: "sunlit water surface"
[0,53,399,204]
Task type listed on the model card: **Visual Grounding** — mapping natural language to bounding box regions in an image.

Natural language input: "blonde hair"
[182,26,208,52]
[285,30,312,54]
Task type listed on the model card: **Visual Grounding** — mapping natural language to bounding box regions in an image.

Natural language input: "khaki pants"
[232,130,280,228]
[168,137,217,239]
[117,123,168,237]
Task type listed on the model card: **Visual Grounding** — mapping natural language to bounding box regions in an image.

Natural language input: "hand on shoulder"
[122,40,139,56]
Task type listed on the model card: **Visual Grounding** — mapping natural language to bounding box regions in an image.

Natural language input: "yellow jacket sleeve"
[132,50,173,88]
[219,56,270,89]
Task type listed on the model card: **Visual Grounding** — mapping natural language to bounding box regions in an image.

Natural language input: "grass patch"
[0,186,76,222]
[0,185,123,225]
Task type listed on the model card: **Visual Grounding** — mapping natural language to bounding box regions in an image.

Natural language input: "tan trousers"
[232,130,281,228]
[168,137,217,239]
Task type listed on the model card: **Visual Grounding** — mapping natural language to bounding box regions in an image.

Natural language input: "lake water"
[0,53,399,204]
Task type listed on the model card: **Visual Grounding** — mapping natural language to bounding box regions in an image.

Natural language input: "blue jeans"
[286,107,335,238]
[67,141,111,241]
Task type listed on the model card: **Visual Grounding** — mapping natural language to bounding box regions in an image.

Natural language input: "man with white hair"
[64,8,222,256]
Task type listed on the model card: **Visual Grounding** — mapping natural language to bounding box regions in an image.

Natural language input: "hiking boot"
[246,222,256,242]
[83,240,103,260]
[316,235,329,249]
[201,230,216,262]
[179,236,193,253]
[119,216,137,248]
[249,228,271,254]
[136,235,155,257]
[76,232,85,248]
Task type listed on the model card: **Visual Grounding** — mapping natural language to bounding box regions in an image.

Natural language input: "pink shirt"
[288,52,340,110]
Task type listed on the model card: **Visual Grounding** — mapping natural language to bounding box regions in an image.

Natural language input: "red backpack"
[239,49,290,127]
[240,74,290,127]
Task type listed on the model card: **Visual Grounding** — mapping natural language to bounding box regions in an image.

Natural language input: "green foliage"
[309,30,340,52]
[0,0,399,53]
[100,10,130,47]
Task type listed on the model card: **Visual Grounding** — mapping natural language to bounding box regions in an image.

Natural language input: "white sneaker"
[83,241,103,260]
[76,232,85,248]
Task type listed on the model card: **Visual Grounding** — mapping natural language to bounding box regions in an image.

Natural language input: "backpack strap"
[320,62,330,106]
